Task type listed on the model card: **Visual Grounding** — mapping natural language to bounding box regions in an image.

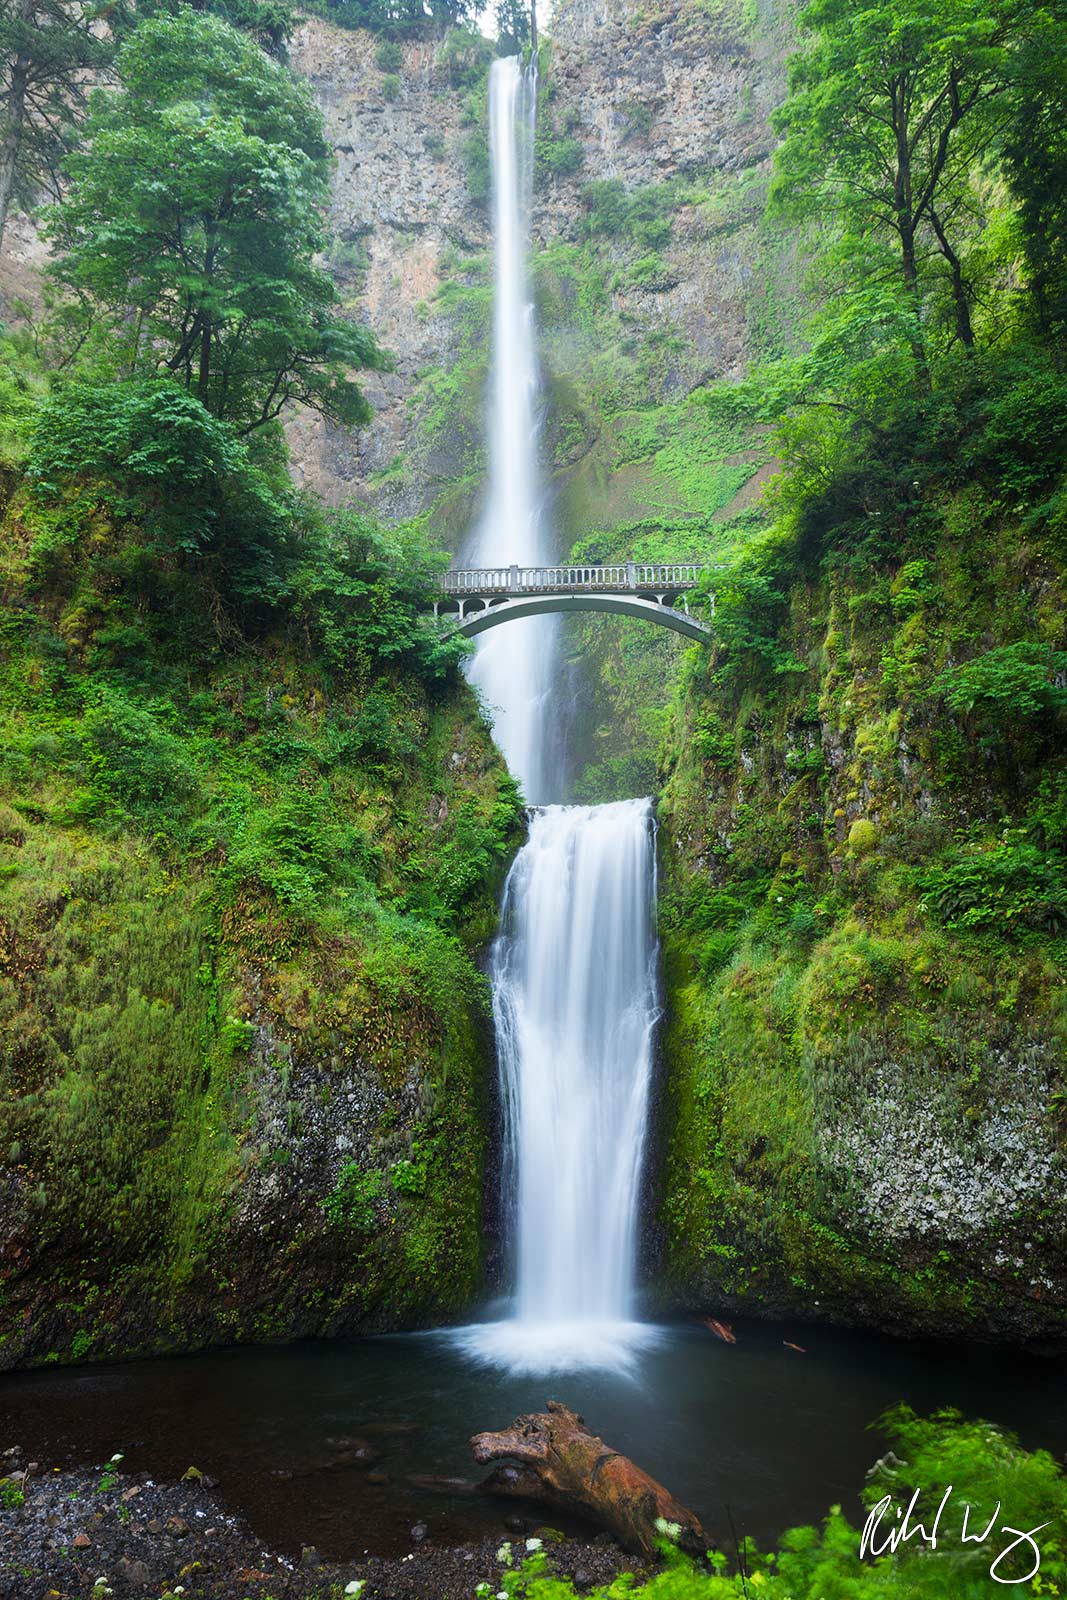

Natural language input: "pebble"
[117,1555,151,1587]
[411,1522,429,1542]
[72,1532,92,1549]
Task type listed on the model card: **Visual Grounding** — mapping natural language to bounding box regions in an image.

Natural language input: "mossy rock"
[847,817,878,855]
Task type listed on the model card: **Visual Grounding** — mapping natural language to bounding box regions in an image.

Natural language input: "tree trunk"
[471,1401,712,1562]
[0,0,35,257]
[929,206,975,349]
[899,224,931,388]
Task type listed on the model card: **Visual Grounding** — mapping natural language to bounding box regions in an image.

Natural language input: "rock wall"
[655,492,1067,1343]
[287,0,795,533]
[285,20,491,516]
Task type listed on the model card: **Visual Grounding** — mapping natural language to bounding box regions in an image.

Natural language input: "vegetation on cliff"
[0,5,521,1368]
[654,0,1067,1336]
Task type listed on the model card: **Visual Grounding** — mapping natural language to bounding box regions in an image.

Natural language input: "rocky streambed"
[0,1444,639,1600]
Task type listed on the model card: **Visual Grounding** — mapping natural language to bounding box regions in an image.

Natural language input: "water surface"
[5,1321,1066,1559]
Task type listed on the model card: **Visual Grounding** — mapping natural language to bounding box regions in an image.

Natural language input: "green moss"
[847,817,878,854]
[0,485,523,1368]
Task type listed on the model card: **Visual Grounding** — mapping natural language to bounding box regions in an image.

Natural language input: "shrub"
[581,178,677,251]
[82,690,198,818]
[26,380,285,557]
[974,366,1067,498]
[375,37,402,71]
[381,72,400,100]
[435,26,493,90]
[929,641,1067,723]
[322,1161,382,1229]
[848,817,879,855]
[919,839,1067,935]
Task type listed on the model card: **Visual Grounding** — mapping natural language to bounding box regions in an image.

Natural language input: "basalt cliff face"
[285,0,793,535]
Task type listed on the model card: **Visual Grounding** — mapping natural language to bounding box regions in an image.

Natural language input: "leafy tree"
[772,0,1025,366]
[0,0,108,253]
[494,0,530,53]
[126,0,296,57]
[44,12,385,435]
[307,0,485,37]
[1003,3,1067,333]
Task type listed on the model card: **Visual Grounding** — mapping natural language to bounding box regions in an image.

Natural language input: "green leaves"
[929,642,1067,722]
[44,11,385,436]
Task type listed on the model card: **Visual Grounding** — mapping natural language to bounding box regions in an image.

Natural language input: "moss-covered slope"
[656,375,1067,1341]
[0,483,522,1369]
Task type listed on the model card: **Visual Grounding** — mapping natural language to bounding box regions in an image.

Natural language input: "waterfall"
[455,60,661,1376]
[464,56,559,806]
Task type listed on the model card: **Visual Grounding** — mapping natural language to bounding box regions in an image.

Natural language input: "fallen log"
[470,1400,711,1561]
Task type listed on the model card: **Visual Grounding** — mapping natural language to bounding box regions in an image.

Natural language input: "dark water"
[4,1319,1067,1559]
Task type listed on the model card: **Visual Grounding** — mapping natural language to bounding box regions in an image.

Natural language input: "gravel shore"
[0,1445,643,1600]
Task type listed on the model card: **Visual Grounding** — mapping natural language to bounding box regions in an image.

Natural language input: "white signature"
[860,1485,1049,1585]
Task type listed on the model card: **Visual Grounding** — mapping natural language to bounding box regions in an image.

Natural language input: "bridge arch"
[445,592,712,642]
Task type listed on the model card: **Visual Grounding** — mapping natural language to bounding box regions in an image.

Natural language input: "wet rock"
[72,1532,92,1549]
[146,1518,164,1536]
[504,1515,526,1534]
[164,1516,188,1537]
[301,1544,321,1568]
[117,1555,150,1588]
[411,1522,429,1543]
[573,1569,595,1591]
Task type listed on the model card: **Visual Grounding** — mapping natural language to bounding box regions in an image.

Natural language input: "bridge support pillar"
[627,561,636,590]
[509,564,519,592]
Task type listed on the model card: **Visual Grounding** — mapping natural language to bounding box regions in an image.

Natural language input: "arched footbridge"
[431,564,714,642]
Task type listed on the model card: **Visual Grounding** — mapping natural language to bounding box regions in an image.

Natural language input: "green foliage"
[304,0,486,38]
[929,642,1067,723]
[322,1161,383,1229]
[1003,7,1067,334]
[704,544,806,689]
[499,1409,1067,1597]
[581,178,679,252]
[919,839,1067,936]
[771,0,1023,360]
[375,37,403,70]
[494,0,530,52]
[27,380,284,555]
[0,0,109,252]
[44,12,386,435]
[82,689,198,817]
[436,25,494,90]
[130,0,295,55]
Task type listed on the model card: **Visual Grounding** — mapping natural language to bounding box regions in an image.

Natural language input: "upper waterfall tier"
[463,56,561,805]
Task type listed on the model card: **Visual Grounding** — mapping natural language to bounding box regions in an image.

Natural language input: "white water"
[464,56,559,805]
[455,61,661,1377]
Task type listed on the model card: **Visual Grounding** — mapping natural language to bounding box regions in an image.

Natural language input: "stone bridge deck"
[432,564,714,642]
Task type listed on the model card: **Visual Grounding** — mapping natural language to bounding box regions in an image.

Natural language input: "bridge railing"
[440,563,708,594]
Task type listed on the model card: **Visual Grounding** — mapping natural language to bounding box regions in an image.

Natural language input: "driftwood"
[470,1400,711,1561]
[701,1317,736,1345]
